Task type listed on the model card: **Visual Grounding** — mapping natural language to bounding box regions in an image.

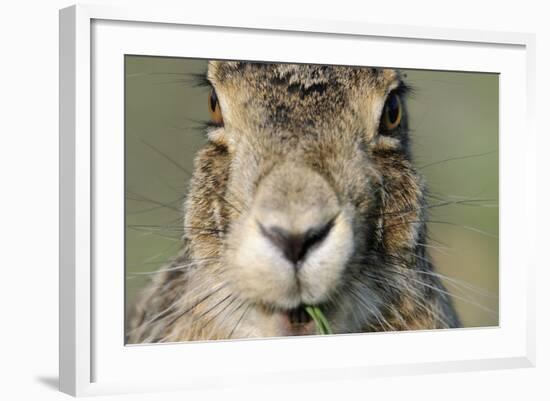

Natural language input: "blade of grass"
[305,306,333,335]
[313,308,333,334]
[305,306,323,333]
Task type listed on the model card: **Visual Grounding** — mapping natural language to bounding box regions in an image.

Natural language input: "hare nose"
[259,219,335,266]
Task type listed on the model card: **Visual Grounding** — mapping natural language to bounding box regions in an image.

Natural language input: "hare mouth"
[262,303,329,336]
[286,305,313,325]
[279,304,316,335]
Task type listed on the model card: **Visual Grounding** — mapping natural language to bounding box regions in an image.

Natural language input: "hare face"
[178,61,432,337]
[130,61,459,343]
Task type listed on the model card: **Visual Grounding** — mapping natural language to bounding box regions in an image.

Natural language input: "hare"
[128,61,460,343]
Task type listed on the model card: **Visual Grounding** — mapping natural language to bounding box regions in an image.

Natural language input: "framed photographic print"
[59,4,536,397]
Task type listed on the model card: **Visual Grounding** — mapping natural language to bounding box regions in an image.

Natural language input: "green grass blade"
[314,308,333,335]
[305,306,333,335]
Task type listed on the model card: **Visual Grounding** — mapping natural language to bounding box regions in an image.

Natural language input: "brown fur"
[128,61,460,343]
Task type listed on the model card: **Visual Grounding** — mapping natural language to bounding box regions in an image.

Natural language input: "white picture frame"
[59,3,536,397]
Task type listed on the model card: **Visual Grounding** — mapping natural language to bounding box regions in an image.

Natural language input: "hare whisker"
[128,258,220,276]
[347,284,396,331]
[418,150,496,170]
[196,296,238,333]
[397,274,497,316]
[164,284,228,328]
[141,140,244,215]
[126,190,182,213]
[229,303,251,339]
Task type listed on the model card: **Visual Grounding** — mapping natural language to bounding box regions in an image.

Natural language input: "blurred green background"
[125,56,499,331]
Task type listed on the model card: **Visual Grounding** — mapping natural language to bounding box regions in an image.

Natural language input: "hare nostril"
[259,218,335,266]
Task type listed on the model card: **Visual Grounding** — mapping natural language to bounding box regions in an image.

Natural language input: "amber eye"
[207,88,224,126]
[382,93,402,131]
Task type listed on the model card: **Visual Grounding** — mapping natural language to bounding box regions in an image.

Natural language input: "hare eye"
[208,88,224,126]
[382,93,402,131]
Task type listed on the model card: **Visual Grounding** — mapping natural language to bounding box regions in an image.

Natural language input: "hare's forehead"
[208,61,399,95]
